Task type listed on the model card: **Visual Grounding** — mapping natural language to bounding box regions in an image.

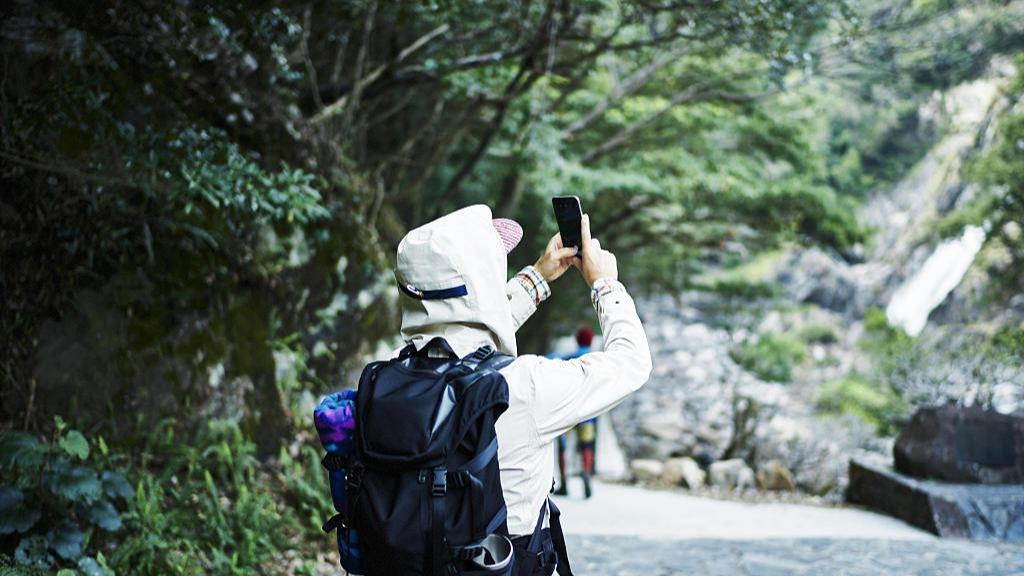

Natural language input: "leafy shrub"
[731,333,807,382]
[991,326,1024,357]
[2,415,327,576]
[860,308,916,373]
[798,323,838,345]
[278,444,332,542]
[696,279,782,300]
[0,417,129,574]
[817,375,907,436]
[107,419,306,575]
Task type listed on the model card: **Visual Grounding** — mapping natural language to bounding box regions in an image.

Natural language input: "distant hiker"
[316,204,651,576]
[552,327,599,499]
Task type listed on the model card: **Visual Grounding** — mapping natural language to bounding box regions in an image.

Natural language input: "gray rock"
[664,457,706,489]
[847,457,1024,541]
[757,460,797,492]
[638,414,686,442]
[631,459,665,484]
[708,458,756,490]
[776,249,860,313]
[894,405,1024,484]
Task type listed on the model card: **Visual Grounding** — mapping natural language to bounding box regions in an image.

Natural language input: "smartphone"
[551,195,583,256]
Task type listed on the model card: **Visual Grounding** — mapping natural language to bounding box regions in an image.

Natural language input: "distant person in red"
[552,327,598,499]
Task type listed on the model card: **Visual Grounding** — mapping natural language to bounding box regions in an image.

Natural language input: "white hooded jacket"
[396,205,652,536]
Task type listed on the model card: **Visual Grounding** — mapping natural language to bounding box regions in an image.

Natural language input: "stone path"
[564,535,1024,575]
[554,480,1024,575]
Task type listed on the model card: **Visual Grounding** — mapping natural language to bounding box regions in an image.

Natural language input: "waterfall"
[885,225,987,336]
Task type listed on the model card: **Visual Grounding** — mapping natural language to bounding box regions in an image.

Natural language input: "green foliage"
[0,421,129,574]
[102,418,326,576]
[696,279,782,300]
[860,307,916,374]
[278,444,332,542]
[0,1,388,444]
[826,103,936,197]
[798,323,839,345]
[962,55,1024,297]
[731,333,808,382]
[0,416,330,576]
[817,374,907,436]
[992,326,1024,359]
[2,0,864,412]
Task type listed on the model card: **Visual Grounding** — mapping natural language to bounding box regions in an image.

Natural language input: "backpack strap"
[426,465,448,576]
[518,498,573,576]
[451,436,499,542]
[459,345,496,371]
[547,498,573,576]
[479,352,514,372]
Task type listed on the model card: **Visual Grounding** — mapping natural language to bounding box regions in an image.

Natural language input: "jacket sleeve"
[528,280,653,444]
[506,266,551,332]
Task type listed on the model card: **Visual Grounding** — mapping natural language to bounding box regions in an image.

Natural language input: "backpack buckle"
[432,466,447,497]
[346,462,364,491]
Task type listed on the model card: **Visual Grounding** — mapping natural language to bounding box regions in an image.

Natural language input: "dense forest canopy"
[1,0,856,439]
[1,0,1023,570]
[3,0,1023,437]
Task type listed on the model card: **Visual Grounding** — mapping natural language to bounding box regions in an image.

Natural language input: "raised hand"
[533,233,579,282]
[576,214,618,285]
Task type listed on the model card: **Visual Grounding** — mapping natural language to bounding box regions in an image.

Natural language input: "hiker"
[552,327,599,499]
[319,204,651,576]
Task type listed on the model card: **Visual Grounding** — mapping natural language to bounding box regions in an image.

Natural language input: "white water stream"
[885,225,987,336]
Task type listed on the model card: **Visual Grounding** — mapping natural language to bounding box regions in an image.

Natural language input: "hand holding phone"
[576,213,618,285]
[551,196,583,256]
[550,196,618,285]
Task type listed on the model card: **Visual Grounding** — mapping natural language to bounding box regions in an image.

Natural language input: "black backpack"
[326,338,516,575]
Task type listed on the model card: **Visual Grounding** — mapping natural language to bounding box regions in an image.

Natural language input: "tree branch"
[579,73,775,164]
[561,43,694,138]
[301,4,324,111]
[310,17,449,126]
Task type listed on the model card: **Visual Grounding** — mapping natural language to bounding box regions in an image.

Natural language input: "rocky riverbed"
[606,66,1024,503]
[611,293,887,500]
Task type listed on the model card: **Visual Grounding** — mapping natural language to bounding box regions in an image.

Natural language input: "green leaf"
[81,498,122,531]
[0,486,42,534]
[57,570,78,576]
[78,556,110,576]
[15,535,52,568]
[60,431,90,461]
[101,471,134,501]
[0,432,45,473]
[45,461,103,504]
[47,521,84,560]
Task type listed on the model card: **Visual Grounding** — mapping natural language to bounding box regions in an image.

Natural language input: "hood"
[396,205,517,357]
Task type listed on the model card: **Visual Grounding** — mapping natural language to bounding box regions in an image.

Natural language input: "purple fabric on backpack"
[314,390,357,452]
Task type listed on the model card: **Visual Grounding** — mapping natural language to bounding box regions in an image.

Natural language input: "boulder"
[776,248,859,313]
[847,457,1024,541]
[756,460,796,491]
[894,405,1024,484]
[663,457,705,488]
[631,459,664,484]
[638,414,686,442]
[708,459,755,491]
